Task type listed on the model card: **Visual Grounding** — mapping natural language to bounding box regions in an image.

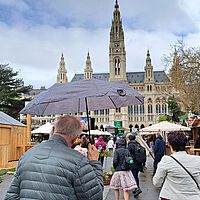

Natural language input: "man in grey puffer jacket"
[5,115,103,200]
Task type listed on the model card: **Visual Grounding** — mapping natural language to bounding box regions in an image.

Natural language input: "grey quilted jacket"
[5,135,103,200]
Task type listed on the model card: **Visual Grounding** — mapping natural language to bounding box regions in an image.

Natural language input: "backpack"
[121,150,134,171]
[134,143,146,164]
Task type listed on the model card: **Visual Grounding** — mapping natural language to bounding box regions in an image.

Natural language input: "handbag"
[170,156,200,190]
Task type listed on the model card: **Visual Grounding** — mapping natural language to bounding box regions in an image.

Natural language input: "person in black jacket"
[128,134,144,197]
[153,133,166,175]
[110,138,137,200]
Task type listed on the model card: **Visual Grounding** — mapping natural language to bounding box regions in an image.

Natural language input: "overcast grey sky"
[0,0,200,88]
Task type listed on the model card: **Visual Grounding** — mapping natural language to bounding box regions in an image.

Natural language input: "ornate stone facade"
[71,0,173,130]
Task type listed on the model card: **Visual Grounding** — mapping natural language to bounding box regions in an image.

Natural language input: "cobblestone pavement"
[105,156,161,200]
[0,174,13,200]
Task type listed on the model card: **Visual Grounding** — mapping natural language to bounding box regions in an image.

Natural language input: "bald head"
[55,115,82,140]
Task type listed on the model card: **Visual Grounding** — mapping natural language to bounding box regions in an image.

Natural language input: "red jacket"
[95,137,106,153]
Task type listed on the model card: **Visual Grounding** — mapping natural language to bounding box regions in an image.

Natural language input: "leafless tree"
[163,40,200,114]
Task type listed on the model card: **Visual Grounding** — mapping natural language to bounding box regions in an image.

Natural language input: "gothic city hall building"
[22,0,174,130]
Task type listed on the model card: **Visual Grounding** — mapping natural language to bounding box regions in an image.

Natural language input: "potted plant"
[103,171,113,185]
[103,165,115,185]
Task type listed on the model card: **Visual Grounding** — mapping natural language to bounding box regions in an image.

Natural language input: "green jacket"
[5,134,103,200]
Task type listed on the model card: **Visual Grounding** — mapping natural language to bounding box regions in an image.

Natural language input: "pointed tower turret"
[171,48,181,87]
[57,53,68,83]
[109,0,127,82]
[84,52,93,80]
[173,48,179,65]
[144,50,154,82]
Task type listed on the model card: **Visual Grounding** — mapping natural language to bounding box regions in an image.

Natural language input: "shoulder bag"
[170,155,200,190]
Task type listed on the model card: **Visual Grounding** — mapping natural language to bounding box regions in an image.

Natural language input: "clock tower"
[109,0,127,82]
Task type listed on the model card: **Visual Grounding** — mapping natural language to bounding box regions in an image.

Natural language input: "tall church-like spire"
[115,0,119,9]
[84,52,93,80]
[171,48,181,85]
[173,48,179,64]
[57,53,68,83]
[109,0,127,82]
[144,49,154,82]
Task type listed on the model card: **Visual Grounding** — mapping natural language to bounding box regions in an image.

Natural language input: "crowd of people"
[5,115,200,200]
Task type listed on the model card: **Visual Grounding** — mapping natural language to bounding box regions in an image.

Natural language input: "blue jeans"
[131,169,140,188]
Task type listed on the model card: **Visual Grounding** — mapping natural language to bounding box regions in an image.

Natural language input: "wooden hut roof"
[0,111,26,127]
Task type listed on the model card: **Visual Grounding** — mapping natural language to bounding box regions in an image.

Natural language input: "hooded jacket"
[5,134,103,200]
[154,135,166,157]
[113,138,131,171]
[95,137,106,153]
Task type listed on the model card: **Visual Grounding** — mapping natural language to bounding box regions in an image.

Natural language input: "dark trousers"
[99,156,104,166]
[153,155,163,175]
[131,169,140,188]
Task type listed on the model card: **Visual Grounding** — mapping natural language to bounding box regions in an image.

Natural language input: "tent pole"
[85,97,91,143]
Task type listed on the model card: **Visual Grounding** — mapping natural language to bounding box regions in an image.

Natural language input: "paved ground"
[0,174,13,200]
[104,156,160,200]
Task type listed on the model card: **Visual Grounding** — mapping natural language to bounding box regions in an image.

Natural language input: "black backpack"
[134,143,146,164]
[121,150,134,171]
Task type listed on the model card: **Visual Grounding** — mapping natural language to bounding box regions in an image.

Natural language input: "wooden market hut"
[0,111,27,168]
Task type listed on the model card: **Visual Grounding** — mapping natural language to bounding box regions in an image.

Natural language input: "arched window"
[148,104,153,113]
[134,105,138,114]
[128,105,133,114]
[140,105,144,114]
[115,58,120,75]
[162,104,167,113]
[129,124,133,132]
[156,104,161,113]
[141,124,145,129]
[147,98,153,113]
[135,124,139,131]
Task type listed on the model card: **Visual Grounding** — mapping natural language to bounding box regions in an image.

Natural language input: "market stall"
[139,121,191,155]
[0,111,27,168]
